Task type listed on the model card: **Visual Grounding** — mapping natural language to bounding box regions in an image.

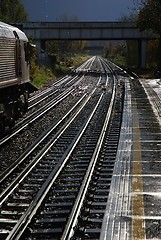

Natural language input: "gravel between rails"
[0,75,100,175]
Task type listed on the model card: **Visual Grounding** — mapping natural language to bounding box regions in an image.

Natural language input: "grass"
[31,66,56,88]
[30,54,91,88]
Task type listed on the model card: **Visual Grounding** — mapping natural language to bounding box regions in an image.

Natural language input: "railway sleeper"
[40,209,70,216]
[35,217,67,224]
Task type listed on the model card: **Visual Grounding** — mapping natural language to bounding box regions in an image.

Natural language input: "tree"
[0,0,28,23]
[136,0,161,68]
[136,0,161,36]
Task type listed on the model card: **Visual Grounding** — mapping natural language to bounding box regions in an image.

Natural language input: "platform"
[100,78,161,240]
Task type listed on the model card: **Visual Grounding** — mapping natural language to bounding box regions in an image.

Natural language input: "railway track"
[0,56,125,239]
[0,87,74,146]
[0,56,104,147]
[0,75,102,176]
[28,73,81,109]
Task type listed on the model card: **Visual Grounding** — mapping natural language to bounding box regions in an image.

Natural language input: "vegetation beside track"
[30,54,91,88]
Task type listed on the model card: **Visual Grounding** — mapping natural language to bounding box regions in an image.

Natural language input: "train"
[0,21,36,133]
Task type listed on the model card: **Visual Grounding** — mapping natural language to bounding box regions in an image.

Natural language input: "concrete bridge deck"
[21,21,154,41]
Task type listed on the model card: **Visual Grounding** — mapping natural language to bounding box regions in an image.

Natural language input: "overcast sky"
[21,0,135,22]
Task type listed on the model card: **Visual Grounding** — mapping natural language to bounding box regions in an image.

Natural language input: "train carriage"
[0,22,36,132]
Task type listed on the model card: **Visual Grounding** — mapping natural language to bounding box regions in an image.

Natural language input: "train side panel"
[0,22,36,132]
[0,37,19,89]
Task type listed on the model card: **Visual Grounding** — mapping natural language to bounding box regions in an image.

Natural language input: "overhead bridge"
[20,22,155,67]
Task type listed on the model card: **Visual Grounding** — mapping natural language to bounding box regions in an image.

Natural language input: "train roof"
[0,21,28,41]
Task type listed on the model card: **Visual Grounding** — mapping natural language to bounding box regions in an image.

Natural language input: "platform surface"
[100,78,161,240]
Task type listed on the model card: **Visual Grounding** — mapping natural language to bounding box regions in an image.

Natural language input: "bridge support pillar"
[35,40,48,67]
[35,40,41,52]
[35,40,46,52]
[139,39,147,68]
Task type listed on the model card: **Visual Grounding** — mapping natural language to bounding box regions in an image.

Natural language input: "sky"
[21,0,135,22]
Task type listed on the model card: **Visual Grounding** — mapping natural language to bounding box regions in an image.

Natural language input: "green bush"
[31,65,55,88]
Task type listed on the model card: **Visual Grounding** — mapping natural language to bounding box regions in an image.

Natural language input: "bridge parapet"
[19,21,155,41]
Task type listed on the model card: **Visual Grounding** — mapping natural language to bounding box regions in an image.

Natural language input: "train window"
[13,30,19,39]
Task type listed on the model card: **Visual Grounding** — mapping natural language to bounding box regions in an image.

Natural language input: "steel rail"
[62,74,116,239]
[0,93,87,186]
[5,88,104,240]
[28,89,59,109]
[28,56,93,105]
[0,86,98,204]
[0,56,116,239]
[28,74,71,104]
[0,88,73,146]
[0,71,88,146]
